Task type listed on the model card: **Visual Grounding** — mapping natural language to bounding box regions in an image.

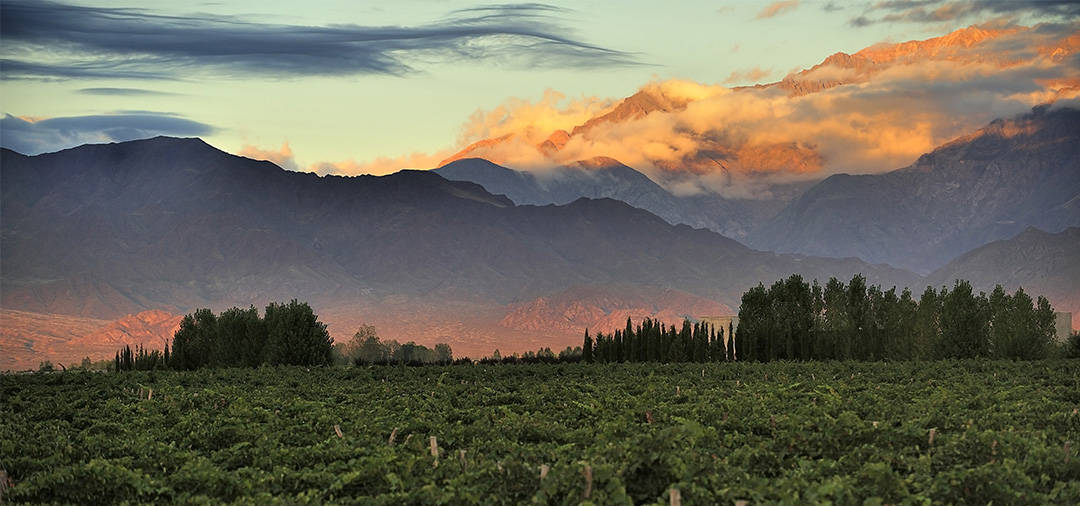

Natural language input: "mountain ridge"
[747,106,1080,273]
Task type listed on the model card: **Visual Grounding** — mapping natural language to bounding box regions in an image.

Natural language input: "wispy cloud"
[850,0,1080,27]
[0,112,215,155]
[0,1,639,81]
[757,1,800,19]
[723,67,774,85]
[78,88,179,96]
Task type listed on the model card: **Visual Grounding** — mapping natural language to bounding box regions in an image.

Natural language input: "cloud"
[310,151,455,176]
[238,142,299,172]
[0,112,215,155]
[435,22,1080,198]
[0,59,172,81]
[723,67,774,85]
[850,0,1080,27]
[236,142,452,176]
[757,1,800,19]
[459,89,615,146]
[0,1,638,81]
[78,87,179,96]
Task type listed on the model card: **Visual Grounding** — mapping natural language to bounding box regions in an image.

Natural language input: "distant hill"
[748,106,1080,273]
[0,137,915,365]
[928,227,1080,331]
[0,309,181,370]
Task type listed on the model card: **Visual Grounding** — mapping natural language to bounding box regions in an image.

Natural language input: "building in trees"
[1056,312,1073,344]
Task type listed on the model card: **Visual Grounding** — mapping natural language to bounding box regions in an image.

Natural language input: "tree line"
[114,344,168,372]
[106,277,1069,372]
[113,300,335,371]
[170,300,335,369]
[581,317,735,364]
[112,301,463,371]
[336,325,454,366]
[735,275,1059,361]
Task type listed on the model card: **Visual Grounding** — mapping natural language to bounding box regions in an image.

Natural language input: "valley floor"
[2,360,1078,504]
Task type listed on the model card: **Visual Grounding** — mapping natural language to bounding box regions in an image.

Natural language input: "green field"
[2,361,1079,504]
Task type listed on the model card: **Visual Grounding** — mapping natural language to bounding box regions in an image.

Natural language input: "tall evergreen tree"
[583,329,593,363]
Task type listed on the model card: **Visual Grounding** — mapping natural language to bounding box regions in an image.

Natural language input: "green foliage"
[264,300,334,366]
[1068,332,1080,359]
[168,300,334,370]
[213,306,266,367]
[115,344,168,372]
[337,325,454,366]
[938,280,990,358]
[2,361,1078,503]
[736,275,1057,362]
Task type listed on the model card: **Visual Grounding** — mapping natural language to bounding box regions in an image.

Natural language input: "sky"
[1,0,1078,178]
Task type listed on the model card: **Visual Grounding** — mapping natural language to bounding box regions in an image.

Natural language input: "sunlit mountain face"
[1,1,1078,369]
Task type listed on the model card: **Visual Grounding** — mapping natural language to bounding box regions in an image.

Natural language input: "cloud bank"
[412,23,1080,198]
[0,113,215,155]
[0,1,639,81]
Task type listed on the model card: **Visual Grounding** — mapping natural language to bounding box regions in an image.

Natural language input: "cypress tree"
[583,329,593,363]
[669,325,678,363]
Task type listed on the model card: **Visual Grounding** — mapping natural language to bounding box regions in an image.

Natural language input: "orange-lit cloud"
[238,142,299,172]
[458,89,615,148]
[723,67,774,85]
[757,0,800,20]
[310,150,454,176]
[438,23,1079,198]
[237,142,453,176]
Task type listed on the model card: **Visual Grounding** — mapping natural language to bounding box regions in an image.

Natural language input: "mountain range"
[0,137,916,368]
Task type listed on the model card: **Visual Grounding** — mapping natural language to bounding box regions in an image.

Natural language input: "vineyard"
[2,361,1079,504]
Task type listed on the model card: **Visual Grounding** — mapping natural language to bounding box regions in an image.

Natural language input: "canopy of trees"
[735,275,1058,361]
[170,300,333,369]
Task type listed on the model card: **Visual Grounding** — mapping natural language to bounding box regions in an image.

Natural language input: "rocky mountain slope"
[928,226,1080,331]
[0,309,182,370]
[748,106,1080,273]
